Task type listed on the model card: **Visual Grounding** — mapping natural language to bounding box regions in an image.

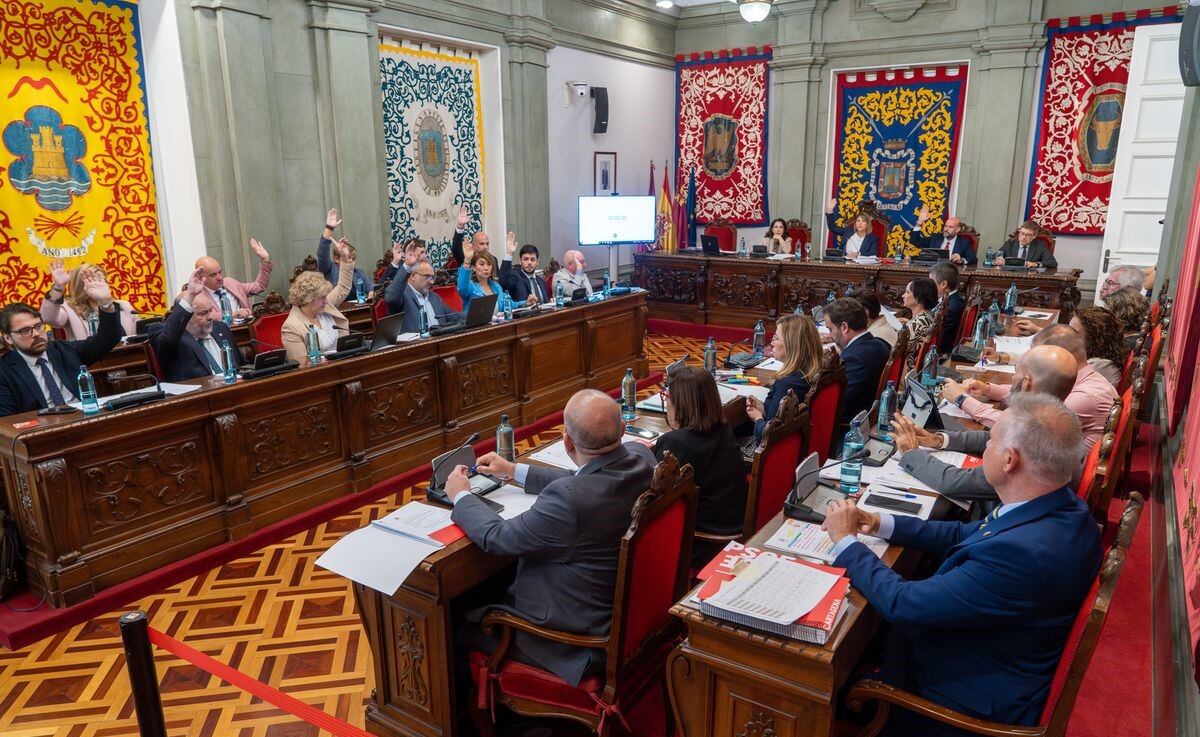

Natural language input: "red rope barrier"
[147,627,373,737]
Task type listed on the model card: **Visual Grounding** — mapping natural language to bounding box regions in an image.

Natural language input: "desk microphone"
[248,337,285,352]
[103,374,166,411]
[783,447,872,522]
[723,338,756,369]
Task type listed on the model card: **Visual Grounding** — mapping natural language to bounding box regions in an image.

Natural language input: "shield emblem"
[415,111,449,195]
[1080,86,1124,178]
[702,115,738,180]
[878,161,907,200]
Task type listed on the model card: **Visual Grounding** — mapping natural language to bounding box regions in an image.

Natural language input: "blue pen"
[469,465,477,475]
[874,490,918,500]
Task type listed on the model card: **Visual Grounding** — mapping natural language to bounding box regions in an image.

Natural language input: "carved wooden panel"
[366,375,437,442]
[79,441,205,531]
[243,404,337,479]
[644,267,698,304]
[711,271,769,310]
[779,276,850,314]
[388,610,431,711]
[456,354,513,410]
[15,472,39,543]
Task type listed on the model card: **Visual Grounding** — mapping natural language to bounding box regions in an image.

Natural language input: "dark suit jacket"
[899,430,995,502]
[754,372,811,442]
[908,232,977,265]
[835,488,1101,731]
[394,284,461,333]
[148,303,238,382]
[938,291,967,352]
[451,230,466,267]
[316,236,374,294]
[0,307,121,416]
[840,333,890,422]
[498,259,548,303]
[382,264,414,315]
[999,238,1058,269]
[826,212,879,257]
[451,443,656,686]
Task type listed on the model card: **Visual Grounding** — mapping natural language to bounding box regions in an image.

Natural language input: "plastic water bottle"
[621,368,637,422]
[921,347,939,389]
[840,420,865,493]
[739,237,748,257]
[219,292,234,325]
[752,320,766,358]
[355,276,367,304]
[1004,282,1018,315]
[826,290,836,305]
[496,414,515,463]
[972,314,990,350]
[793,304,804,315]
[555,281,565,308]
[602,270,611,297]
[77,364,99,415]
[985,247,996,266]
[305,324,321,365]
[987,300,1001,338]
[418,307,430,339]
[87,311,100,336]
[877,380,896,442]
[221,340,237,384]
[502,292,513,321]
[703,337,718,376]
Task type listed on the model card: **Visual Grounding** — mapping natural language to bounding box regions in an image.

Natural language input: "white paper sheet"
[719,382,770,402]
[757,357,784,371]
[395,332,422,343]
[68,381,201,410]
[528,435,650,470]
[938,399,975,419]
[958,361,1016,374]
[763,518,888,563]
[315,525,438,595]
[371,502,454,544]
[704,555,840,624]
[1019,310,1054,320]
[994,335,1034,356]
[882,308,905,332]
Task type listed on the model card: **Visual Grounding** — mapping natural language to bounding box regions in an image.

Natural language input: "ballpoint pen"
[872,490,919,499]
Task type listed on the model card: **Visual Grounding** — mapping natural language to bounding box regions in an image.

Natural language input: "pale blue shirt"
[451,462,584,505]
[829,499,1030,558]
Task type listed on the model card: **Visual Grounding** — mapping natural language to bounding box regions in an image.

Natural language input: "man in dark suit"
[995,220,1058,268]
[149,269,238,382]
[0,271,122,416]
[928,262,966,352]
[447,389,657,687]
[378,238,425,287]
[498,238,548,305]
[823,393,1101,736]
[450,204,490,267]
[908,206,976,265]
[386,257,461,331]
[823,298,890,422]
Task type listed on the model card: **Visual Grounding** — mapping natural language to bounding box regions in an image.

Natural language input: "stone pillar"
[503,15,555,253]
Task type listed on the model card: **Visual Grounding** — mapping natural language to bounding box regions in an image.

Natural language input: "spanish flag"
[656,161,676,253]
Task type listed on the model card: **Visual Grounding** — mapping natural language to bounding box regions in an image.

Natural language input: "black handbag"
[0,509,26,602]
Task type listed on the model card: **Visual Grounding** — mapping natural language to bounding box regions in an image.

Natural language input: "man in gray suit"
[891,345,1078,503]
[444,389,655,687]
[385,257,461,330]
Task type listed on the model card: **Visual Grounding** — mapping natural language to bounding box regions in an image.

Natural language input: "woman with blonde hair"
[41,260,137,339]
[281,240,356,366]
[746,314,823,442]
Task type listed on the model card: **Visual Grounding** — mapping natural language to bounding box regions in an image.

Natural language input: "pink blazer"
[221,260,274,310]
[40,298,137,340]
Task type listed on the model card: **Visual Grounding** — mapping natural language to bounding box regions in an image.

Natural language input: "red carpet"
[0,374,662,652]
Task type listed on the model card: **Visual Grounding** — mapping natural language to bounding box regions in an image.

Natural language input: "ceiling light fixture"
[656,0,674,8]
[738,0,772,23]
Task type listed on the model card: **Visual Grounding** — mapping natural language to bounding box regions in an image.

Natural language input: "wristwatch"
[954,393,969,409]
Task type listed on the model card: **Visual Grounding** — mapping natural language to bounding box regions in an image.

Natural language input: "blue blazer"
[938,291,967,353]
[397,284,461,333]
[834,488,1101,730]
[148,302,238,382]
[383,264,413,316]
[909,232,977,265]
[839,333,891,421]
[498,259,548,303]
[456,266,503,311]
[0,307,121,416]
[754,372,811,442]
[317,237,374,295]
[826,212,879,257]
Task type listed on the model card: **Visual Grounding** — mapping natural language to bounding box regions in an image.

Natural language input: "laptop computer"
[700,234,721,255]
[430,293,497,336]
[240,349,300,380]
[370,313,409,351]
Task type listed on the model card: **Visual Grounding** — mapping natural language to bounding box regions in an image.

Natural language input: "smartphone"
[862,493,922,515]
[37,405,78,416]
[625,425,660,440]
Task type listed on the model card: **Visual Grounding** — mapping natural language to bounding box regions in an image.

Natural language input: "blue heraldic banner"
[830,64,969,257]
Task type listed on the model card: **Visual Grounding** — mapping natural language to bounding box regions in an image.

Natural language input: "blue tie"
[36,357,66,406]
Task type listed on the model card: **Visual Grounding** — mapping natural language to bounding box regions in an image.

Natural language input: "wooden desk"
[633,253,1080,328]
[0,294,647,608]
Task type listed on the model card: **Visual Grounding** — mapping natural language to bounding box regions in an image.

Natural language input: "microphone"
[782,448,871,523]
[103,374,166,411]
[248,337,284,352]
[723,338,754,369]
[429,432,480,493]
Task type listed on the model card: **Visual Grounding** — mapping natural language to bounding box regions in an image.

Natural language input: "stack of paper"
[994,335,1034,356]
[763,517,889,564]
[719,382,770,403]
[881,308,905,331]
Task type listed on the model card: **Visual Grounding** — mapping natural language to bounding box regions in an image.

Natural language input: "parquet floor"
[0,333,714,737]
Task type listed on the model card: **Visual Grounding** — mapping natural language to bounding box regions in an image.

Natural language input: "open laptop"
[430,293,497,336]
[700,234,721,255]
[370,313,408,351]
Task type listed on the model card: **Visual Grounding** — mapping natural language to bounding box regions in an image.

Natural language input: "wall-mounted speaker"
[590,86,609,134]
[1182,5,1200,86]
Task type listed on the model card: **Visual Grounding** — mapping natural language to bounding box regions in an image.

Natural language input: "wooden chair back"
[290,255,318,284]
[787,218,812,258]
[1074,439,1105,511]
[957,223,981,256]
[874,328,909,422]
[743,390,812,536]
[250,311,288,354]
[1082,397,1122,518]
[855,200,890,253]
[1007,225,1057,255]
[704,218,737,253]
[251,291,288,317]
[433,284,463,313]
[1095,381,1141,521]
[544,258,562,297]
[805,349,848,462]
[956,285,982,346]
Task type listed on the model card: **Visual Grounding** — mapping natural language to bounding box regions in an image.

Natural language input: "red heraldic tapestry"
[0,0,167,313]
[675,47,771,226]
[1025,7,1182,235]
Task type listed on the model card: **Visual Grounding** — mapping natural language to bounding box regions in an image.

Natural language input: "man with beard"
[150,268,239,381]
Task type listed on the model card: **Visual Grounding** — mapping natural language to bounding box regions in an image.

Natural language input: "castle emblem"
[3,106,91,211]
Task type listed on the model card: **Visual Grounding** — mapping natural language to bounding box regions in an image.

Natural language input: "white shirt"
[198,335,225,375]
[315,312,338,352]
[206,286,245,311]
[844,233,865,258]
[553,269,593,297]
[19,350,77,404]
[409,284,440,326]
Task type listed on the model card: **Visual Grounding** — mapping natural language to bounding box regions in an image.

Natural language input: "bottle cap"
[500,414,509,422]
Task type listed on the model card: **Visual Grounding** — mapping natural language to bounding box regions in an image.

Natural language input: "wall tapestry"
[829,63,969,258]
[379,44,484,266]
[1025,7,1182,235]
[675,46,770,226]
[0,0,167,313]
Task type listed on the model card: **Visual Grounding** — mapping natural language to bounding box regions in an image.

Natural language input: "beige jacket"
[280,263,354,366]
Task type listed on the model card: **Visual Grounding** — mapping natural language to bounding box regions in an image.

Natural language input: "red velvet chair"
[955,285,982,347]
[851,200,891,256]
[371,298,389,327]
[956,223,981,262]
[704,218,737,253]
[1095,385,1140,523]
[433,284,463,313]
[1073,438,1105,510]
[787,218,812,259]
[805,349,848,463]
[468,453,698,737]
[872,329,910,426]
[142,340,164,381]
[250,311,288,353]
[845,493,1145,737]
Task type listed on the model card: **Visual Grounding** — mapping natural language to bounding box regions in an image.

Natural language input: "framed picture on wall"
[594,152,617,195]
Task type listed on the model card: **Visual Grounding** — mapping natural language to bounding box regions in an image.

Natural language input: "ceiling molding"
[862,0,926,22]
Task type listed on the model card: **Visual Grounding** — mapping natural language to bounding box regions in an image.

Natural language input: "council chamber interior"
[1,1,1199,736]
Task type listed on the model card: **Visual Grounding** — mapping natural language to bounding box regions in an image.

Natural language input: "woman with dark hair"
[762,218,793,254]
[902,277,939,370]
[1104,286,1150,350]
[855,291,897,347]
[1070,306,1128,386]
[825,199,879,258]
[456,240,503,312]
[654,365,748,565]
[745,314,823,442]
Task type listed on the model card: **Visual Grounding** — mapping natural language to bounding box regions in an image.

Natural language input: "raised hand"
[187,268,206,299]
[336,237,355,264]
[325,208,341,231]
[391,242,404,267]
[474,451,515,481]
[49,259,70,289]
[456,205,470,230]
[249,237,270,262]
[917,205,929,226]
[81,269,113,305]
[462,239,476,261]
[505,231,517,257]
[403,242,421,268]
[826,197,838,214]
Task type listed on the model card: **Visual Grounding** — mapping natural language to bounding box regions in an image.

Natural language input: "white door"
[1095,23,1185,303]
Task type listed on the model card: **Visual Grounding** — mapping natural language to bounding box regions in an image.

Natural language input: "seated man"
[188,238,273,319]
[499,236,548,305]
[317,208,373,296]
[445,389,656,686]
[150,269,238,381]
[389,257,461,330]
[892,344,1078,502]
[823,298,890,421]
[942,324,1116,448]
[379,238,425,288]
[0,271,122,416]
[855,291,897,348]
[552,249,593,298]
[993,220,1058,269]
[823,393,1101,735]
[909,206,976,265]
[928,261,964,352]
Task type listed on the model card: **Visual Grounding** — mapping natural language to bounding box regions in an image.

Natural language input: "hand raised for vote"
[391,242,404,267]
[825,197,838,214]
[822,499,880,544]
[445,465,473,502]
[403,241,423,268]
[81,269,113,306]
[917,204,929,226]
[325,208,341,232]
[474,452,515,481]
[505,231,517,257]
[50,259,70,289]
[249,237,270,262]
[187,268,206,300]
[336,237,356,264]
[456,205,470,231]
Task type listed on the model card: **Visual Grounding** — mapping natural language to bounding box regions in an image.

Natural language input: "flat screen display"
[578,195,656,245]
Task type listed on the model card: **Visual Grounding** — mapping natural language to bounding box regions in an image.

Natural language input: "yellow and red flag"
[655,162,676,254]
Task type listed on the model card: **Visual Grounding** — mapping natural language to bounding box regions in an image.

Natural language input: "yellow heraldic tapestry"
[0,0,167,313]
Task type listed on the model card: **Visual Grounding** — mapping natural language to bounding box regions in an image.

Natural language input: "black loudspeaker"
[590,86,609,134]
[1182,5,1200,87]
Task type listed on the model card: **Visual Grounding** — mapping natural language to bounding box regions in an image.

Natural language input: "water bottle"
[355,276,366,304]
[221,340,237,384]
[877,380,896,442]
[621,368,637,422]
[921,347,939,389]
[86,310,99,336]
[839,420,865,493]
[418,306,430,339]
[555,281,565,308]
[77,364,99,416]
[985,247,996,266]
[793,304,804,315]
[739,237,747,257]
[496,414,515,463]
[987,300,1001,338]
[826,291,836,305]
[219,291,233,324]
[972,314,990,350]
[305,324,321,365]
[752,320,766,358]
[902,250,911,266]
[502,292,513,321]
[1004,282,1018,315]
[602,270,611,297]
[704,337,718,376]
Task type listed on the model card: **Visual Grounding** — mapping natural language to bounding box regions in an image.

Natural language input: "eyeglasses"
[9,322,47,338]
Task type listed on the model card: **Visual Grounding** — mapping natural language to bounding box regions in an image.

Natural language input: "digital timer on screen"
[577,195,656,245]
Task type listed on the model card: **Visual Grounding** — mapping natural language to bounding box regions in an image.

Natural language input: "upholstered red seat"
[955,287,981,346]
[1074,440,1103,506]
[142,341,164,381]
[787,219,812,259]
[371,297,389,326]
[704,219,737,253]
[250,311,288,353]
[806,350,847,463]
[433,284,463,313]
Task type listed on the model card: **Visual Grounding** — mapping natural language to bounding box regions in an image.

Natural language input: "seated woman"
[1070,306,1128,386]
[456,242,503,312]
[762,218,793,255]
[41,260,137,339]
[824,198,878,259]
[746,314,823,443]
[281,240,356,366]
[902,277,939,371]
[1104,286,1150,350]
[654,365,749,566]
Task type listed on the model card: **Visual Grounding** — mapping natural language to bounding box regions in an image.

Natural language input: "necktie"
[530,274,542,301]
[1019,245,1028,261]
[36,357,66,406]
[201,338,222,374]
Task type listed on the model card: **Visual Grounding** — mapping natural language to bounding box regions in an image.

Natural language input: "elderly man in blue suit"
[386,257,461,332]
[823,393,1102,736]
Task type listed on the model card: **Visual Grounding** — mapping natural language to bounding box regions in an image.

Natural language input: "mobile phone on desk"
[37,404,78,416]
[862,493,922,515]
[625,425,659,440]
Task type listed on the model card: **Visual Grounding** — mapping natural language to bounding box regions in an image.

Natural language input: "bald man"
[450,205,489,267]
[552,249,593,298]
[891,344,1079,503]
[911,205,976,265]
[942,323,1117,448]
[446,389,654,687]
[190,238,273,320]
